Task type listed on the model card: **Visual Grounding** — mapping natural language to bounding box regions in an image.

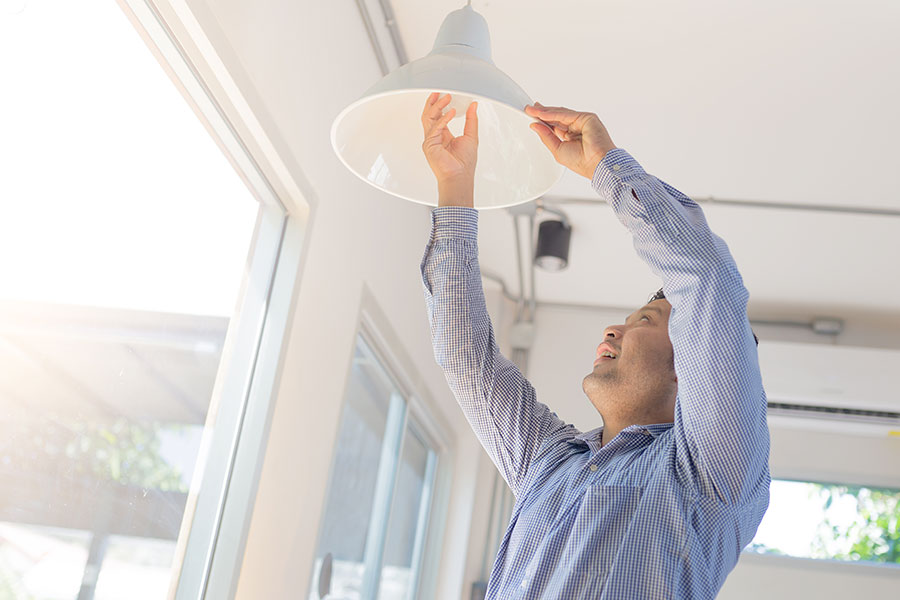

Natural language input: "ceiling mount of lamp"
[331,3,564,209]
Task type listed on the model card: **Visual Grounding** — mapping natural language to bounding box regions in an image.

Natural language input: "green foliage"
[0,568,32,600]
[64,419,188,492]
[2,415,188,493]
[809,483,900,564]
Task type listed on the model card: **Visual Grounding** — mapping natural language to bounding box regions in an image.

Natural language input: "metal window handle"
[318,552,333,599]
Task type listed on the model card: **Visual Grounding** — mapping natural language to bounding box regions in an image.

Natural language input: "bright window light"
[747,479,900,565]
[0,1,261,598]
[0,0,257,317]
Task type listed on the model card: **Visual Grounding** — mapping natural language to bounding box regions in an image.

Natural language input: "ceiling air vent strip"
[767,401,900,427]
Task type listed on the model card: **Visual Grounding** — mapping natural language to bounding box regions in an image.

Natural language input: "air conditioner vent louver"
[768,401,900,427]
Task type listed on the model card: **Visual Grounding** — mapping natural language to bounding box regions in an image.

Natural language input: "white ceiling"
[390,0,900,328]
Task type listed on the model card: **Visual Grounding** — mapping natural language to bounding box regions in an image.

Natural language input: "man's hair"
[649,288,759,346]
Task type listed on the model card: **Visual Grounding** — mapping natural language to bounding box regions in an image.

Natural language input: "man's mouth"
[594,345,618,365]
[593,354,616,366]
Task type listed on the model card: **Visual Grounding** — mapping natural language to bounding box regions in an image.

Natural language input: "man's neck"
[599,422,626,447]
[593,388,677,447]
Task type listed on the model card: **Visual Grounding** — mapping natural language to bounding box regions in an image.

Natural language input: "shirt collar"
[567,422,674,448]
[568,426,602,446]
[639,422,675,438]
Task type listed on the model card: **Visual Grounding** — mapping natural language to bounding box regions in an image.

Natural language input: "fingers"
[424,106,456,144]
[422,93,480,144]
[526,102,578,121]
[525,103,591,129]
[422,93,452,132]
[531,104,568,139]
[529,121,562,155]
[435,106,456,133]
[552,124,571,141]
[463,101,478,141]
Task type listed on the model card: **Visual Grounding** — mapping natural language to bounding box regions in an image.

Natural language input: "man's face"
[582,299,677,417]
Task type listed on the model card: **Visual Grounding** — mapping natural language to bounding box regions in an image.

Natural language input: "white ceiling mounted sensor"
[331,3,563,209]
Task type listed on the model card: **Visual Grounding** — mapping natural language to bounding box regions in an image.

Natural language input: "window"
[746,479,900,565]
[0,1,292,598]
[309,334,440,600]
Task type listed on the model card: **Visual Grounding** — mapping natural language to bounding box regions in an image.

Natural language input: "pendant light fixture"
[331,2,563,209]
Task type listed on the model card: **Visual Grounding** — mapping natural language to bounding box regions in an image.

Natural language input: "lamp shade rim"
[331,88,565,209]
[333,86,534,133]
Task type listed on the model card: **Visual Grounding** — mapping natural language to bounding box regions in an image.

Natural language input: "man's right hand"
[421,92,479,208]
[524,103,617,180]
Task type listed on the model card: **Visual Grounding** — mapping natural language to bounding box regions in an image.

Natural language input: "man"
[419,92,770,599]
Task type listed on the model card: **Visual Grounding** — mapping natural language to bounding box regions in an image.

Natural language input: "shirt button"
[612,164,621,171]
[589,464,598,472]
[642,430,651,436]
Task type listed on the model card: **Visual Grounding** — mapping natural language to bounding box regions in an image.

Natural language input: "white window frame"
[113,0,310,598]
[739,551,900,576]
[309,286,454,599]
[357,286,454,600]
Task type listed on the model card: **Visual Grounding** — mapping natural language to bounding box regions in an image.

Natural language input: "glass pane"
[309,339,397,600]
[94,535,176,600]
[377,426,433,600]
[746,479,900,565]
[0,1,259,598]
[0,523,90,598]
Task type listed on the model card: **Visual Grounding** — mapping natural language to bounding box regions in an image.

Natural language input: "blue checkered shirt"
[420,149,770,599]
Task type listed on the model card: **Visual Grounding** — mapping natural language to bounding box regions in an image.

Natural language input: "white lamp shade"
[331,6,563,209]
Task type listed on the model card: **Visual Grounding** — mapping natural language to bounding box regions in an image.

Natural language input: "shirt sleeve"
[592,149,770,505]
[420,206,576,497]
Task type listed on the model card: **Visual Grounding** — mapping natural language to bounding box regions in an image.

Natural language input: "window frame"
[112,0,310,598]
[739,550,900,576]
[357,290,453,600]
[307,290,453,599]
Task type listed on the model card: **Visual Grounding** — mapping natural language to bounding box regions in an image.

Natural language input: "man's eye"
[640,315,650,321]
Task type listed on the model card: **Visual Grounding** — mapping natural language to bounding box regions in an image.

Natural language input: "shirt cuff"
[430,206,478,242]
[591,148,647,196]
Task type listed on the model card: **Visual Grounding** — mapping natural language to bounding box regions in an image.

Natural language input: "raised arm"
[592,151,769,504]
[527,104,769,505]
[421,208,574,496]
[420,94,575,496]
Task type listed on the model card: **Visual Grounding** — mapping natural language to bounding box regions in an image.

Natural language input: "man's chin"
[583,370,614,395]
[588,363,617,379]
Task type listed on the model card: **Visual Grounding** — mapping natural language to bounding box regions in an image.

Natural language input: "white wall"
[719,553,900,598]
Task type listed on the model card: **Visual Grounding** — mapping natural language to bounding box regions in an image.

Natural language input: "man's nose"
[603,324,624,339]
